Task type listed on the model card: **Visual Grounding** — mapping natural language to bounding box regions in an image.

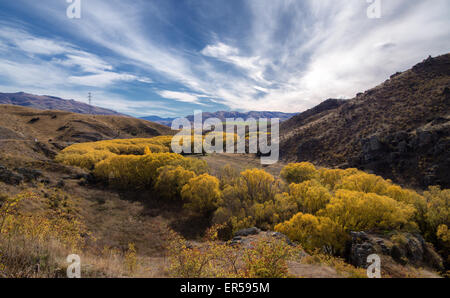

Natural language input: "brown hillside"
[0,104,173,160]
[280,53,450,188]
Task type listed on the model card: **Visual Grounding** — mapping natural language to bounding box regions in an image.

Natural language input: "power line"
[88,92,92,114]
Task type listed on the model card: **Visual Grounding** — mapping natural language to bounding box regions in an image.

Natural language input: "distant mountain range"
[0,92,297,126]
[140,115,177,126]
[141,111,297,126]
[0,92,124,116]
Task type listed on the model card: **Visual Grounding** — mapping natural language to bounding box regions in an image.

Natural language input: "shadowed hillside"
[280,54,450,188]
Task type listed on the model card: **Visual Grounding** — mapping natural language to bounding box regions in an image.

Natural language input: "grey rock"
[349,231,376,268]
[234,227,261,237]
[405,237,424,263]
[270,231,295,246]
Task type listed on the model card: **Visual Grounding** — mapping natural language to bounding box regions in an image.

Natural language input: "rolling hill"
[0,104,173,160]
[0,92,124,116]
[280,53,450,188]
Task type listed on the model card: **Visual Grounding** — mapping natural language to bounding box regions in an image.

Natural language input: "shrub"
[386,185,428,231]
[274,192,298,222]
[212,169,284,232]
[424,186,450,231]
[155,166,196,200]
[56,137,172,170]
[289,181,331,214]
[0,191,89,277]
[93,153,186,189]
[337,172,389,195]
[318,189,416,231]
[275,212,346,254]
[124,243,138,274]
[239,169,277,203]
[167,227,298,278]
[280,162,318,184]
[181,174,222,214]
[218,164,240,188]
[437,225,450,244]
[318,168,359,190]
[241,237,297,278]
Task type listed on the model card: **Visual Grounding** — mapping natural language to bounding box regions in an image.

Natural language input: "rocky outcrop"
[355,117,450,187]
[234,227,261,237]
[348,232,376,268]
[347,231,444,271]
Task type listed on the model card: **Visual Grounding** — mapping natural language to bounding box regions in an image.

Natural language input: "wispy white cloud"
[1,0,449,116]
[201,42,269,83]
[0,24,152,89]
[157,90,207,105]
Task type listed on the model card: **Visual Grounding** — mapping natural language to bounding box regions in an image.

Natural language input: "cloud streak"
[0,0,449,116]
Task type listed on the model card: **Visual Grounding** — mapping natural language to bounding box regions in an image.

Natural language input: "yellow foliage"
[167,227,298,278]
[275,212,346,254]
[424,186,450,230]
[155,166,196,200]
[318,168,358,190]
[289,180,331,214]
[274,192,298,222]
[239,169,277,203]
[280,162,318,184]
[181,174,222,214]
[94,153,186,188]
[1,191,88,251]
[337,172,389,195]
[125,243,137,274]
[241,236,297,278]
[56,137,172,169]
[437,225,450,243]
[318,189,416,231]
[218,164,240,188]
[144,146,152,155]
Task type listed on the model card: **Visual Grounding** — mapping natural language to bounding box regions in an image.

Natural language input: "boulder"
[348,231,444,270]
[234,227,261,237]
[349,232,375,268]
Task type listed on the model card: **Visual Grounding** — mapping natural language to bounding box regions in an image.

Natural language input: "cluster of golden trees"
[208,163,448,257]
[55,137,173,169]
[93,153,208,189]
[56,139,449,261]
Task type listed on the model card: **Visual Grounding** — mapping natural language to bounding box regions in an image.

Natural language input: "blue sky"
[0,0,449,117]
